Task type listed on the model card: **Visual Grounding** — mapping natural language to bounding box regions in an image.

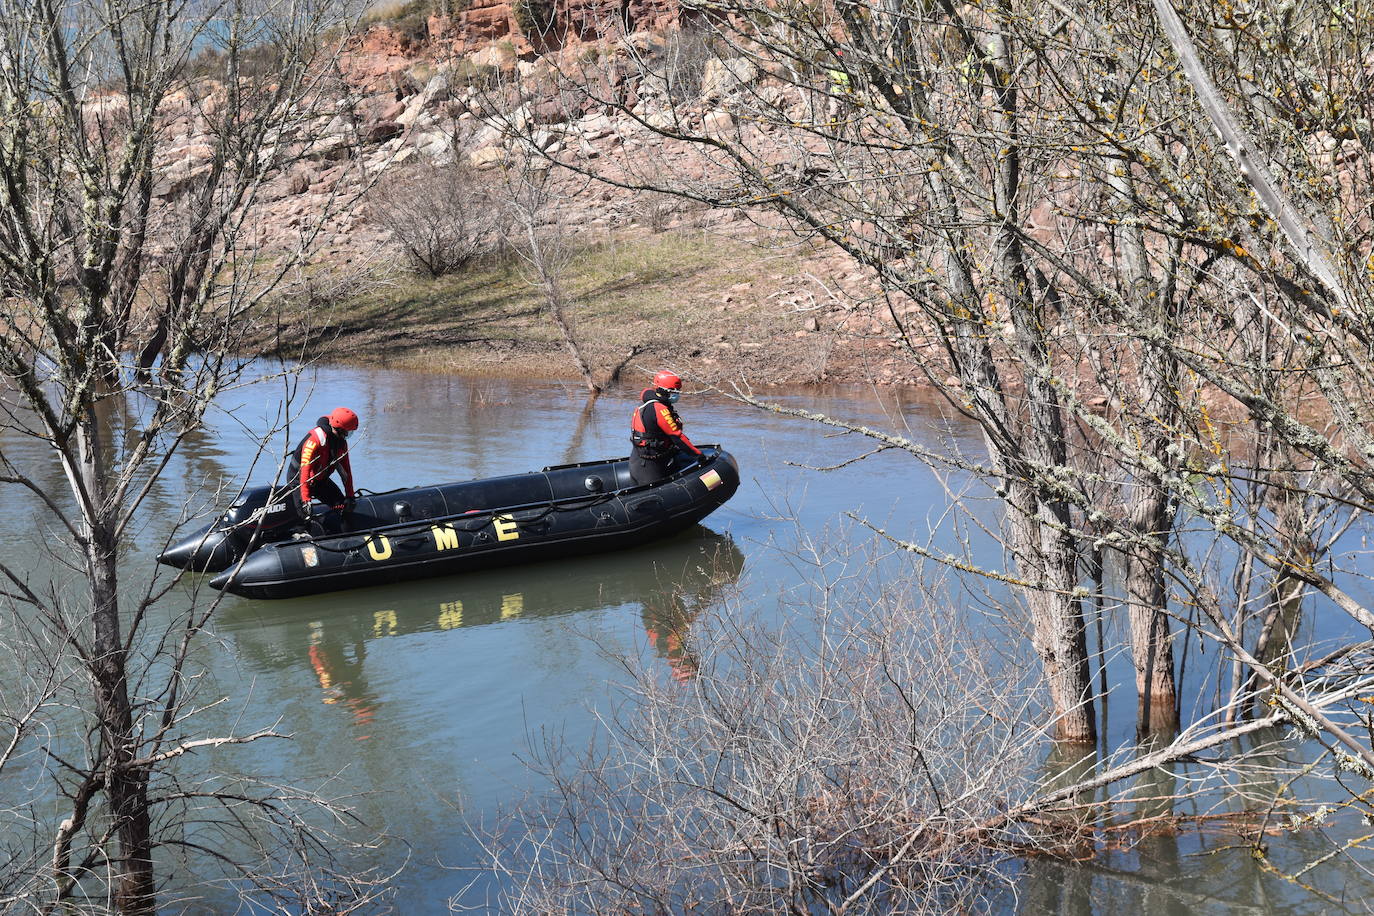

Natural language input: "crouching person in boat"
[630,370,704,485]
[288,407,360,533]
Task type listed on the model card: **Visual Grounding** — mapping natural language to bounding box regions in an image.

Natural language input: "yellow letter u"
[367,535,393,561]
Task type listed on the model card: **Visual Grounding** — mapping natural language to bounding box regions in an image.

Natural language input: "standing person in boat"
[288,407,360,530]
[630,370,704,485]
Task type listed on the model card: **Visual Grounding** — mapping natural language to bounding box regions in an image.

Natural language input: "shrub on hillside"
[362,0,469,43]
[367,163,506,278]
[450,58,502,92]
[362,0,430,25]
[512,0,557,41]
[653,24,718,105]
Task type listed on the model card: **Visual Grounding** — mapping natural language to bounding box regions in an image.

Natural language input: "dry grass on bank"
[266,227,840,383]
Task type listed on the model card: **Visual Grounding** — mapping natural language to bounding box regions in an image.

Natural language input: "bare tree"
[416,0,1374,901]
[496,136,603,394]
[368,161,506,278]
[543,1,1105,742]
[0,0,390,909]
[511,0,1374,757]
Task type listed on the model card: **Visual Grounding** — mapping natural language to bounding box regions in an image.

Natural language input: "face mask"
[666,391,681,404]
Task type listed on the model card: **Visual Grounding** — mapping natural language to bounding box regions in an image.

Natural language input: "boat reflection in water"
[218,527,745,731]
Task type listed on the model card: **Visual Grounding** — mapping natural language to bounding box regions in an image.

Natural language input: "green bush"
[451,59,501,90]
[512,0,557,39]
[362,0,437,42]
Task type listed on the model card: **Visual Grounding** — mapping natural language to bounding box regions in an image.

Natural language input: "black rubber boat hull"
[199,448,740,600]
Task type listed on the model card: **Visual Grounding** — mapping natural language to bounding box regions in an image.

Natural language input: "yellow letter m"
[432,524,460,551]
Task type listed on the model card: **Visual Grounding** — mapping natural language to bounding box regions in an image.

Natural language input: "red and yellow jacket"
[631,389,702,458]
[293,420,354,504]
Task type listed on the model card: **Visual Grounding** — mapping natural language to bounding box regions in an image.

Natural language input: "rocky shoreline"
[147,15,925,386]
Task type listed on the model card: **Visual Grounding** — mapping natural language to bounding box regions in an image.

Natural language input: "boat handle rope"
[292,490,627,555]
[287,454,710,555]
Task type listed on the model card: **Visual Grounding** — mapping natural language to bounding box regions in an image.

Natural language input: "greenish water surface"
[2,365,1369,913]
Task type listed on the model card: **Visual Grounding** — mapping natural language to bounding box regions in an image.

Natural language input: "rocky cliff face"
[340,0,684,96]
[426,0,684,56]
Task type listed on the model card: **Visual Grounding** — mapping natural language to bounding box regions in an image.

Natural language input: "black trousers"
[288,478,348,533]
[630,449,680,486]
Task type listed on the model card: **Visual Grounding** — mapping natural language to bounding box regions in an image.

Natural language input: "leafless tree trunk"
[0,0,390,908]
[1109,239,1183,735]
[987,12,1095,743]
[500,145,602,394]
[80,425,157,912]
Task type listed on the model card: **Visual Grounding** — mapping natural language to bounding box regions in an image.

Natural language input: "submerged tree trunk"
[988,16,1096,745]
[1007,483,1098,744]
[91,587,156,915]
[79,422,155,914]
[1100,116,1182,734]
[1123,521,1180,736]
[1243,478,1311,716]
[1123,349,1181,736]
[928,193,1096,742]
[925,179,1096,743]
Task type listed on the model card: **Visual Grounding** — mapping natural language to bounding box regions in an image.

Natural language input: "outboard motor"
[219,486,297,540]
[158,486,296,573]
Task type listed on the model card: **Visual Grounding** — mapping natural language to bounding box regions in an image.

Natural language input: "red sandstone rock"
[531,99,571,124]
[427,14,453,40]
[287,168,314,195]
[458,3,513,46]
[340,0,685,79]
[366,120,405,143]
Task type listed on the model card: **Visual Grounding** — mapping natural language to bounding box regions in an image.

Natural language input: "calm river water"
[5,363,1373,913]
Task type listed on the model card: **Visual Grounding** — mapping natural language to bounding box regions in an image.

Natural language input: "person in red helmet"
[288,407,359,528]
[630,370,704,485]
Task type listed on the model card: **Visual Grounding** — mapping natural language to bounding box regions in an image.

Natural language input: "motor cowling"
[160,487,298,573]
[220,486,295,537]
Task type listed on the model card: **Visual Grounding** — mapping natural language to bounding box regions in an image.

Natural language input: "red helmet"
[328,407,359,432]
[653,370,682,391]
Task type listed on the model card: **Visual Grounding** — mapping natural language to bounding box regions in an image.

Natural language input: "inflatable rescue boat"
[158,447,741,600]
